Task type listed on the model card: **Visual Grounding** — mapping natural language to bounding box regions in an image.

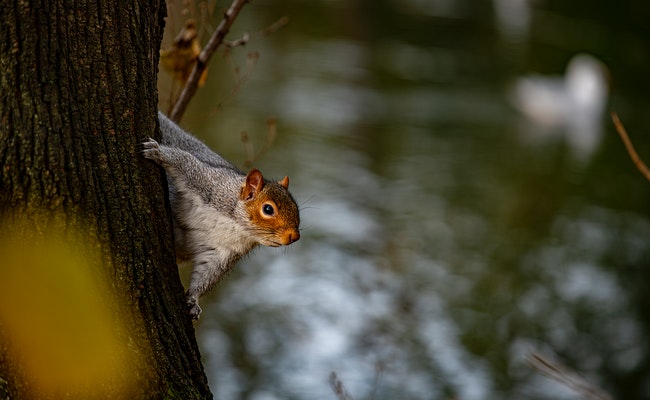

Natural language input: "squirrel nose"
[285,230,300,244]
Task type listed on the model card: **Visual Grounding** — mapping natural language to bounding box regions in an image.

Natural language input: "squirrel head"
[240,169,300,247]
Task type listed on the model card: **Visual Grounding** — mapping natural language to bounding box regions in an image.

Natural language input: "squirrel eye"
[262,203,275,216]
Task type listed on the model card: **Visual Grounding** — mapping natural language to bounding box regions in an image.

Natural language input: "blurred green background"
[159,0,650,399]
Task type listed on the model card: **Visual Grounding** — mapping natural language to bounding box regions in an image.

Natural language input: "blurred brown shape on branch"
[160,19,209,87]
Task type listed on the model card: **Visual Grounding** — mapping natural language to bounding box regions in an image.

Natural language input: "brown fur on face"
[241,169,300,247]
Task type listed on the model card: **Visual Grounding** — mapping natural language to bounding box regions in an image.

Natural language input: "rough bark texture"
[0,0,212,398]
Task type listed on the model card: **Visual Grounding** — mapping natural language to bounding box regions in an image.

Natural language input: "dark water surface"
[160,0,650,398]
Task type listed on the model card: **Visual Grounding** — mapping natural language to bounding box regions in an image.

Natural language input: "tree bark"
[0,0,212,398]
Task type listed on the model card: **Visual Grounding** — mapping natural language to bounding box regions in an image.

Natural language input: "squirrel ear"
[278,176,289,189]
[243,169,265,200]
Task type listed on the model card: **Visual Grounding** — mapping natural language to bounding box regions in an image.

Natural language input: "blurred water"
[160,0,650,399]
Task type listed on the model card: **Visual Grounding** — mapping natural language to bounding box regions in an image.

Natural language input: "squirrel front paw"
[186,294,202,320]
[141,138,164,163]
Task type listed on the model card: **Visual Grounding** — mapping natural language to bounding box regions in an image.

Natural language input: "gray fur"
[158,112,236,170]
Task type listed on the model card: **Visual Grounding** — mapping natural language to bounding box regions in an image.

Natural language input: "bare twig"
[170,0,250,123]
[329,372,355,400]
[241,117,277,169]
[369,362,384,400]
[225,32,250,49]
[241,131,254,165]
[206,50,258,118]
[261,16,289,37]
[528,352,613,400]
[611,112,650,182]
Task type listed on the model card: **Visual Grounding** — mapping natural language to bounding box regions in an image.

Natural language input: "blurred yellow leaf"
[0,224,138,397]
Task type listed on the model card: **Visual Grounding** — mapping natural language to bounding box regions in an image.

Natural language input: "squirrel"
[143,112,300,320]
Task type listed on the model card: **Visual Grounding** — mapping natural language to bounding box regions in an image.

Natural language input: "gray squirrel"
[143,112,300,320]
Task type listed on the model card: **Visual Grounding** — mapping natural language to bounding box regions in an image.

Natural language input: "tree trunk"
[0,0,212,398]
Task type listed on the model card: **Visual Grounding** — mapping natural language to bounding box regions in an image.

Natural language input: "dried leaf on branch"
[160,20,209,87]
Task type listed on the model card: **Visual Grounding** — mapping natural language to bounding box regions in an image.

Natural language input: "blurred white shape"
[511,54,609,161]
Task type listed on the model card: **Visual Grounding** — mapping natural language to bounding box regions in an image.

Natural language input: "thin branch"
[261,16,289,37]
[611,112,650,182]
[241,116,277,169]
[329,372,355,400]
[241,131,254,165]
[369,362,384,400]
[225,32,250,49]
[169,0,249,123]
[207,50,258,117]
[528,352,613,400]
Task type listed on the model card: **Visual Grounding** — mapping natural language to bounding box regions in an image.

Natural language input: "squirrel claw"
[142,137,159,149]
[142,138,163,161]
[187,296,202,320]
